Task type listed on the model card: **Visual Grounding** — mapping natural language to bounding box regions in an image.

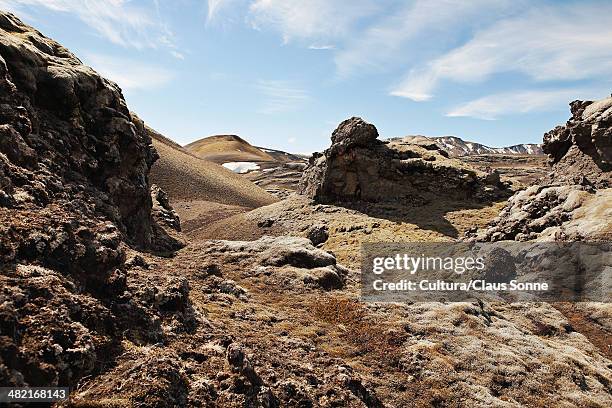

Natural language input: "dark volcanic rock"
[0,12,156,246]
[542,96,612,188]
[330,116,379,152]
[0,12,186,389]
[298,117,510,203]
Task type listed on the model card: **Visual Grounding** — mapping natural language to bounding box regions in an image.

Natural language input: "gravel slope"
[150,135,277,208]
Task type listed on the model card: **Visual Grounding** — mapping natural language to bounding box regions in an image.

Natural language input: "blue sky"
[1,0,611,153]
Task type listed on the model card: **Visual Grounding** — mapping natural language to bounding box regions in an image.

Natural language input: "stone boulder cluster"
[0,12,187,388]
[298,117,510,204]
[475,96,612,241]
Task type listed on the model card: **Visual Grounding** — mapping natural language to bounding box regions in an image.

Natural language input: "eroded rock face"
[298,117,510,204]
[474,96,611,242]
[0,12,156,245]
[543,96,612,188]
[0,12,188,388]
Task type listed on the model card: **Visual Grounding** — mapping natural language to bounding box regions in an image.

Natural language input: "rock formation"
[542,96,611,188]
[474,96,611,241]
[2,10,611,407]
[298,117,510,204]
[0,12,156,246]
[0,11,186,388]
[204,235,349,290]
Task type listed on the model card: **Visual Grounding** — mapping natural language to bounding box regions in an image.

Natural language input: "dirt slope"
[185,134,275,163]
[150,132,277,208]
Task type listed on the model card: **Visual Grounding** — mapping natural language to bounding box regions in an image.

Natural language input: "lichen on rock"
[0,10,187,389]
[474,96,611,242]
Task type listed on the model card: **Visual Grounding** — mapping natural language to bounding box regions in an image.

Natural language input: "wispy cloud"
[308,44,335,50]
[392,3,612,101]
[335,0,519,78]
[206,0,241,23]
[3,0,181,54]
[248,0,378,45]
[256,79,309,114]
[83,53,174,91]
[446,89,597,120]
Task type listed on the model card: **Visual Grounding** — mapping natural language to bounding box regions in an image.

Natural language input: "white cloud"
[308,44,335,50]
[335,0,519,77]
[256,79,309,114]
[287,136,297,143]
[206,0,240,23]
[84,53,174,91]
[392,3,612,101]
[446,89,595,120]
[3,0,179,52]
[248,0,378,44]
[169,50,185,60]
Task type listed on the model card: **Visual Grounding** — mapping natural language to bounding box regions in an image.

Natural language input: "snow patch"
[223,162,260,174]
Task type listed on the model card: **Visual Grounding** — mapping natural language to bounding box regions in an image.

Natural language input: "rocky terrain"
[474,96,612,242]
[0,11,610,408]
[242,161,307,199]
[399,135,544,157]
[0,10,186,391]
[458,154,548,189]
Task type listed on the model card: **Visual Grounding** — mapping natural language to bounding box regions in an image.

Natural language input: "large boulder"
[298,117,510,203]
[203,235,349,291]
[330,117,379,152]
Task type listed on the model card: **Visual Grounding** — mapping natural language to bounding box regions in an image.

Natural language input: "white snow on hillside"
[222,162,260,173]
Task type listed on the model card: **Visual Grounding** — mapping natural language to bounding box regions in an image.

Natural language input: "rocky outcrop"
[472,185,611,241]
[298,117,510,203]
[0,11,156,245]
[203,236,350,291]
[151,183,181,232]
[542,96,611,188]
[0,12,188,389]
[474,96,611,241]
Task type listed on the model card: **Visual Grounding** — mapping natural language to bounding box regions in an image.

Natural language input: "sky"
[1,0,611,153]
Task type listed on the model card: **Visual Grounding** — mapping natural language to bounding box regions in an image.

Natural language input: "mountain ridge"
[394,135,544,157]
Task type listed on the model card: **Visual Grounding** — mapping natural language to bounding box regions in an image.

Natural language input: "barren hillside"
[150,131,276,208]
[185,134,275,163]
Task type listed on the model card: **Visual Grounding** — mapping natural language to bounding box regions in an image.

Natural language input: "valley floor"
[69,194,612,407]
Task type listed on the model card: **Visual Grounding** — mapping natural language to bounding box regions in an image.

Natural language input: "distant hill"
[396,135,544,157]
[184,134,275,164]
[148,129,277,208]
[184,134,305,166]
